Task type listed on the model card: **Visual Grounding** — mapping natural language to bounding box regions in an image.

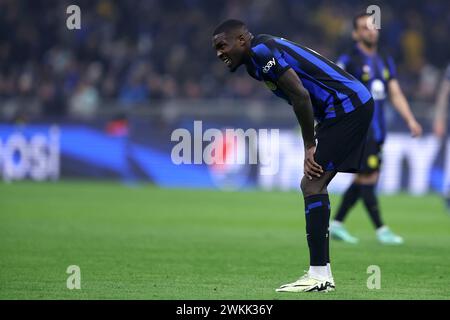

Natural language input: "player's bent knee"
[300,176,327,197]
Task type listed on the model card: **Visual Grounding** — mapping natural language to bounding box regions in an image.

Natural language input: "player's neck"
[244,36,255,63]
[357,42,377,56]
[242,46,253,65]
[243,52,252,66]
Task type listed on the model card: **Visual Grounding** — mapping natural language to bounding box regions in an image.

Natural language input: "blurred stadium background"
[1,0,449,193]
[0,0,449,299]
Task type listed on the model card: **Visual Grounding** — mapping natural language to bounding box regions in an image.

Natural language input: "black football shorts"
[314,98,374,173]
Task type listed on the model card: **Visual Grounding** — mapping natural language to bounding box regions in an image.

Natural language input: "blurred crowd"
[0,0,449,119]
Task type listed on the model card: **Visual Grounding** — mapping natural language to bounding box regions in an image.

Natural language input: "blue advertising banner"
[0,119,448,194]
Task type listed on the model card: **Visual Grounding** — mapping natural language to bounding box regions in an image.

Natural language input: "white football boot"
[276,272,334,293]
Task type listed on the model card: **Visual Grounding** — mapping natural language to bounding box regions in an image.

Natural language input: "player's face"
[212,32,246,72]
[354,16,379,47]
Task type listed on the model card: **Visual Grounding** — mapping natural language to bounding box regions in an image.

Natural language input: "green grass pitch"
[1,181,449,299]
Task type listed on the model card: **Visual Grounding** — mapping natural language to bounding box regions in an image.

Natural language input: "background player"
[212,19,374,292]
[433,63,450,212]
[330,13,423,245]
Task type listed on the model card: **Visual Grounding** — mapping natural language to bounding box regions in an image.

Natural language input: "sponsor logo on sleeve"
[262,58,276,73]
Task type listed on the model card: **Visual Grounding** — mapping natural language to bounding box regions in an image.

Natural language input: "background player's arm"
[388,79,422,137]
[433,77,450,137]
[276,68,323,178]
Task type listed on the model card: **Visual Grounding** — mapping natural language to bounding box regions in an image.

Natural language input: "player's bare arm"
[388,79,423,137]
[433,78,450,137]
[276,68,323,180]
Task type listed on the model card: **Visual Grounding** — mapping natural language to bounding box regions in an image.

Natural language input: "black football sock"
[360,184,384,229]
[304,194,331,266]
[334,183,360,222]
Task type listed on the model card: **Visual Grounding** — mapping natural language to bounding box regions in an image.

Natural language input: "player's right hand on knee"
[304,146,323,180]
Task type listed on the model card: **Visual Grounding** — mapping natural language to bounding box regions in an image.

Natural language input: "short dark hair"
[353,12,371,30]
[213,19,246,36]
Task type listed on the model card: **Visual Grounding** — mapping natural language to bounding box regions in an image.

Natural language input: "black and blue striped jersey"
[245,34,372,123]
[336,45,397,143]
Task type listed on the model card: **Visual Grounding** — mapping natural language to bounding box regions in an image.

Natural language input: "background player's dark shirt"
[337,45,397,143]
[246,34,372,123]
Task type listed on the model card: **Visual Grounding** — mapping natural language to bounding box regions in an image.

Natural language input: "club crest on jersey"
[265,81,277,91]
[362,65,371,82]
[263,58,276,73]
[383,68,390,80]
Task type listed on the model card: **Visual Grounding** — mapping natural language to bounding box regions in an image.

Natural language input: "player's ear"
[238,34,246,45]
